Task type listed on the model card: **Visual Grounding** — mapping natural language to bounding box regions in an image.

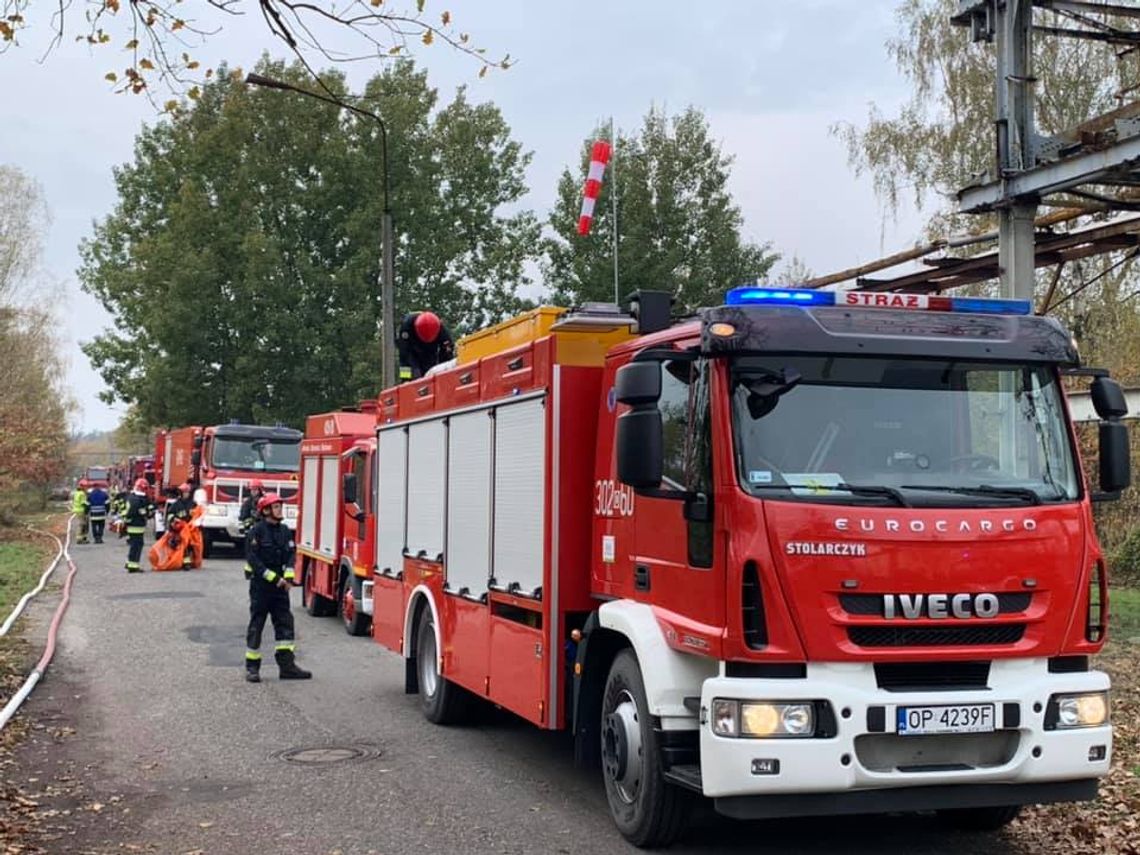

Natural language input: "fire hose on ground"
[0,514,77,732]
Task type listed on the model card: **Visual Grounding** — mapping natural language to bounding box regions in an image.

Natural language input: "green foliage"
[80,58,540,430]
[544,106,777,313]
[1112,529,1140,589]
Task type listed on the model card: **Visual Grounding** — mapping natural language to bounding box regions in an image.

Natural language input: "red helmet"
[178,482,191,493]
[133,478,149,492]
[250,479,265,491]
[257,493,282,514]
[413,311,442,344]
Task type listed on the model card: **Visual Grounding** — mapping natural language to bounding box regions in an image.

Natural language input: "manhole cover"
[276,744,381,766]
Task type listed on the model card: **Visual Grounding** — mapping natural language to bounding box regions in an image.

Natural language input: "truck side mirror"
[1098,421,1131,496]
[190,450,201,467]
[1091,376,1129,420]
[615,362,664,491]
[343,472,358,506]
[192,435,204,449]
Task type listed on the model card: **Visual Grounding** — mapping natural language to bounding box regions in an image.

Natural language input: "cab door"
[630,358,724,631]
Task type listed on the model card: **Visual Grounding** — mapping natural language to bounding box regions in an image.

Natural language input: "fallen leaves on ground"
[1004,639,1140,854]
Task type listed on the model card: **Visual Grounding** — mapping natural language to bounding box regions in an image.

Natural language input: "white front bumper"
[699,659,1111,799]
[202,505,297,538]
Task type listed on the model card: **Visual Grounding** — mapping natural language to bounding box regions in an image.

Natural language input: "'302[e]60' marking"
[594,480,635,518]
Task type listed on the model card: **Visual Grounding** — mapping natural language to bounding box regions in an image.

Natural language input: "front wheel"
[937,805,1021,831]
[601,649,692,848]
[415,608,469,724]
[201,530,214,560]
[340,574,371,636]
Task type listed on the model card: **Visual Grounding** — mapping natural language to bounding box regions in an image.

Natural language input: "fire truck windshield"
[211,438,301,473]
[731,355,1080,507]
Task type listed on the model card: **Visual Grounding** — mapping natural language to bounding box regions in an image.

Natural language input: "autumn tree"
[0,0,507,99]
[80,58,540,430]
[545,106,777,313]
[0,166,70,512]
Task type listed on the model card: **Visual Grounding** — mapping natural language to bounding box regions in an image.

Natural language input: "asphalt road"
[6,535,1032,854]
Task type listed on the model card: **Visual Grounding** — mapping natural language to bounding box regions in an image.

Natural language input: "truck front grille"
[848,624,1025,647]
[840,592,1031,617]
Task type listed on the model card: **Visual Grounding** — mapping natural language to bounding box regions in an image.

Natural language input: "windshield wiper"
[899,484,1042,505]
[750,482,910,507]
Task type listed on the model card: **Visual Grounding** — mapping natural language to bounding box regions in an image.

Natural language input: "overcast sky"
[4,0,929,434]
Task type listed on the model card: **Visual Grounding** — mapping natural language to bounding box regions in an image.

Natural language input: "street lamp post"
[244,73,397,389]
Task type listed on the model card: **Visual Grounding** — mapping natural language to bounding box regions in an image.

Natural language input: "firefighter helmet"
[257,493,282,514]
[133,478,149,492]
[250,478,265,491]
[413,311,442,344]
[178,482,191,493]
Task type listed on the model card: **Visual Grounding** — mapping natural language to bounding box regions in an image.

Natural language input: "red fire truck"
[78,465,110,490]
[154,423,303,556]
[352,291,1129,847]
[294,406,378,635]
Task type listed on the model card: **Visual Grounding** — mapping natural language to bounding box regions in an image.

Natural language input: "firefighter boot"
[245,658,261,683]
[275,649,312,680]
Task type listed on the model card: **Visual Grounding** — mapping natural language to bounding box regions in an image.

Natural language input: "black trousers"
[90,517,106,541]
[246,579,295,656]
[126,533,144,569]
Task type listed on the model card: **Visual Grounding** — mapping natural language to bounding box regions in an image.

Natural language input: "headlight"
[1047,692,1109,729]
[711,699,818,738]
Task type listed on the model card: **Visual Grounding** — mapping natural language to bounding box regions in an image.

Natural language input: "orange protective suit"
[148,506,205,570]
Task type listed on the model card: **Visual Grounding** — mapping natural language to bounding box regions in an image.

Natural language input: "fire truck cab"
[295,407,378,636]
[366,289,1131,847]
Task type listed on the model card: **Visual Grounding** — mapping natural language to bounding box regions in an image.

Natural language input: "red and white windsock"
[577,140,612,236]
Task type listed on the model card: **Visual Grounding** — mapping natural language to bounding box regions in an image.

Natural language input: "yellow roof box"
[457,306,567,364]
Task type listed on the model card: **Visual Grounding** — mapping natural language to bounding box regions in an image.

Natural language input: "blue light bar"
[725,286,1033,316]
[947,296,1033,315]
[725,287,835,307]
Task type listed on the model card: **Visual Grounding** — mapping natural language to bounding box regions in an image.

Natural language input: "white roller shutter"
[317,456,339,557]
[406,420,447,561]
[300,456,320,550]
[377,428,407,575]
[446,411,493,598]
[493,398,547,596]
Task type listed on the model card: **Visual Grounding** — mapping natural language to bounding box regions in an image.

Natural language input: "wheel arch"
[596,599,715,722]
[401,585,442,693]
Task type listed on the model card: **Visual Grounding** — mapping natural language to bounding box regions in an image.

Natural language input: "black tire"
[415,608,469,724]
[202,530,214,560]
[937,805,1021,831]
[339,573,372,636]
[302,561,336,618]
[601,649,693,848]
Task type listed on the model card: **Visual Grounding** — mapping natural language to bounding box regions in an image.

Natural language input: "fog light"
[709,322,736,337]
[1048,691,1109,729]
[1089,745,1107,762]
[712,699,738,737]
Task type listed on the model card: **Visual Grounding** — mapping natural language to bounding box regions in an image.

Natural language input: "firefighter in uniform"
[71,484,89,544]
[167,482,197,569]
[124,478,155,573]
[245,493,311,683]
[87,484,110,544]
[396,311,455,382]
[239,479,266,577]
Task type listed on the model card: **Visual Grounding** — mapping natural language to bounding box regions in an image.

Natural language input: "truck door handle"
[634,564,650,592]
